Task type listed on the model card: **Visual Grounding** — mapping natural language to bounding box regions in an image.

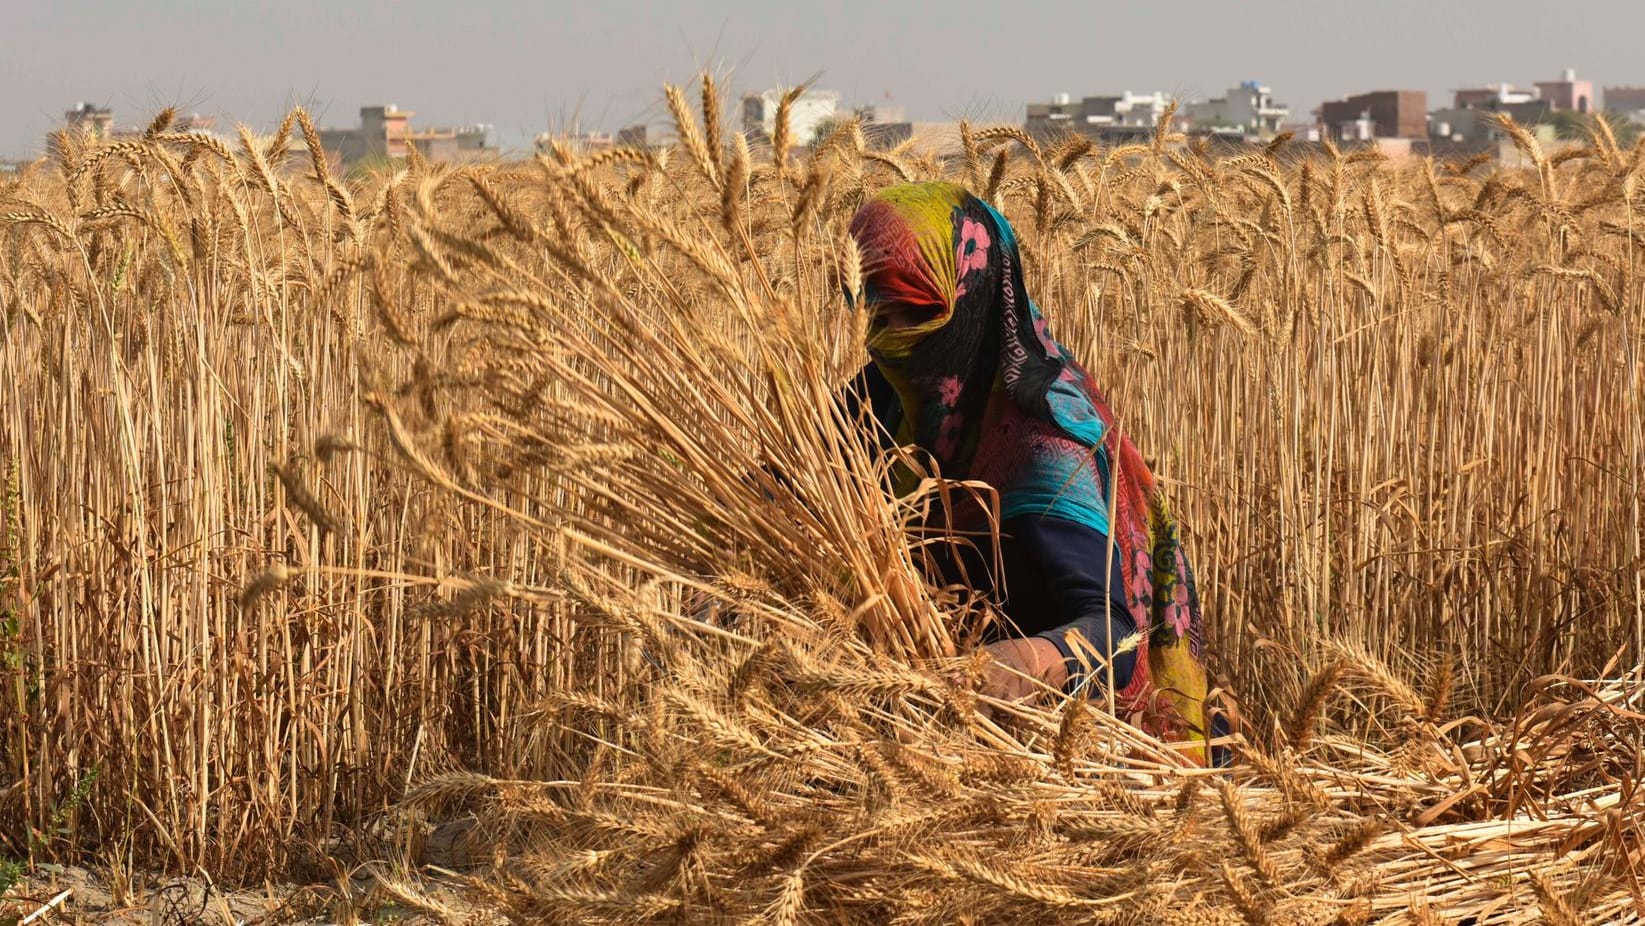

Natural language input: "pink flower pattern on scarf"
[953,217,991,299]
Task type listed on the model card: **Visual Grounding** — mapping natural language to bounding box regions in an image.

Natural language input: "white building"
[741,89,842,146]
[1109,91,1173,128]
[1185,82,1289,137]
[1452,84,1538,109]
[1025,91,1173,139]
[1333,113,1377,142]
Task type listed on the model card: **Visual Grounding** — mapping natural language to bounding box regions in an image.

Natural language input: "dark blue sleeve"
[997,515,1137,695]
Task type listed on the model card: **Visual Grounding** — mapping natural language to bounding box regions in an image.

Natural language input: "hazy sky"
[3,0,1643,160]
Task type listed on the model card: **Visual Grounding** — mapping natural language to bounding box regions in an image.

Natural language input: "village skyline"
[12,64,1641,177]
[4,0,1644,161]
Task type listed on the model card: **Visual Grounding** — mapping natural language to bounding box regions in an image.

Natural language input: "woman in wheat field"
[847,182,1218,763]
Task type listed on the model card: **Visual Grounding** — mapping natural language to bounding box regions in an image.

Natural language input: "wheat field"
[1,81,1643,921]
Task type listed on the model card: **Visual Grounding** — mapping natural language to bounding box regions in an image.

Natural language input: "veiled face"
[871,300,947,332]
[848,182,975,359]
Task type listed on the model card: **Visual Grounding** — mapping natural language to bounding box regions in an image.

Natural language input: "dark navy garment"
[845,366,1137,694]
[924,514,1138,695]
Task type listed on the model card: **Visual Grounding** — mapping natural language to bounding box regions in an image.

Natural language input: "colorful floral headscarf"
[849,182,1214,761]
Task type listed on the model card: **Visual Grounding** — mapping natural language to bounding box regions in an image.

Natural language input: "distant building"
[1452,84,1536,110]
[172,113,216,134]
[62,104,215,139]
[49,103,225,160]
[1329,112,1378,143]
[1431,71,1596,146]
[364,105,414,159]
[858,101,912,149]
[320,105,493,167]
[1428,108,1493,145]
[320,105,407,163]
[1431,109,1563,161]
[1025,93,1086,138]
[1025,91,1171,141]
[538,123,651,154]
[543,130,613,152]
[857,102,907,125]
[741,89,841,146]
[1318,91,1427,141]
[1112,91,1173,129]
[408,125,491,163]
[1604,86,1645,122]
[1430,103,1552,146]
[64,102,114,138]
[1184,82,1288,138]
[1535,68,1594,114]
[319,104,413,163]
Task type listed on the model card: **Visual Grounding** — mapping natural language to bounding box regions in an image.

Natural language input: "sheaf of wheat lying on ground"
[2,79,1643,921]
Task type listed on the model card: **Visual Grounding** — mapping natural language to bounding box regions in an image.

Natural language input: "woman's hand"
[979,637,1069,702]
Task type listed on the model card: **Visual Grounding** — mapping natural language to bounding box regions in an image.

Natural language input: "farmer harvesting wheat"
[846,182,1218,763]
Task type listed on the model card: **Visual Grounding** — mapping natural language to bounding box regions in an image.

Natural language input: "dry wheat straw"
[0,97,1641,925]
